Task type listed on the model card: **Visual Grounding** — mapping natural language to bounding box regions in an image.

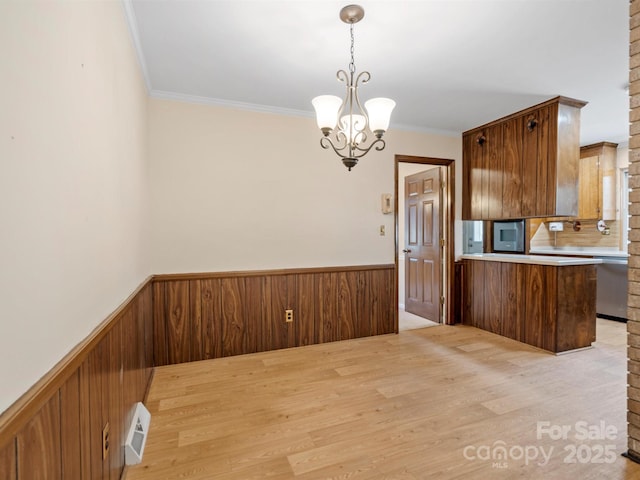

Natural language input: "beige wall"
[148,98,462,274]
[0,0,462,415]
[0,1,149,413]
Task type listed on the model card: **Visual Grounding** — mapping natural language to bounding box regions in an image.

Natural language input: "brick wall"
[629,0,640,461]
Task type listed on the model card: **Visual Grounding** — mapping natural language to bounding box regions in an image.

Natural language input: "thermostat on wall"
[381,194,392,214]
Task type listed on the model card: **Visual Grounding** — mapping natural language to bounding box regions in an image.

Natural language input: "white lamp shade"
[365,97,396,133]
[339,114,366,145]
[312,95,343,130]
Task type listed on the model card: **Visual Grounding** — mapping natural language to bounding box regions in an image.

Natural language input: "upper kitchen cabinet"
[577,142,618,220]
[462,123,502,219]
[462,96,586,220]
[461,129,484,220]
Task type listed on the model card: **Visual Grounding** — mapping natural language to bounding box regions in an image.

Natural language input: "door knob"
[402,249,412,253]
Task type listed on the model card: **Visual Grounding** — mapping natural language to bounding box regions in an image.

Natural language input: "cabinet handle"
[476,134,486,146]
[527,118,538,132]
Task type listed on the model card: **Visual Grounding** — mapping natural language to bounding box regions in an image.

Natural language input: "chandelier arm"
[351,131,369,151]
[350,138,386,159]
[351,72,370,131]
[353,74,370,107]
[335,130,348,149]
[355,70,370,87]
[334,69,351,124]
[320,135,349,158]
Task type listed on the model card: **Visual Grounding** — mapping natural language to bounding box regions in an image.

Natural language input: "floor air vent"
[124,402,151,465]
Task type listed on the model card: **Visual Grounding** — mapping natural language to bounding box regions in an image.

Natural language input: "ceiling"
[124,0,630,146]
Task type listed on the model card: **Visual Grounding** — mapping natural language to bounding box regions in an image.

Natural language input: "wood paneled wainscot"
[460,254,600,353]
[0,264,395,479]
[0,281,154,480]
[152,265,396,365]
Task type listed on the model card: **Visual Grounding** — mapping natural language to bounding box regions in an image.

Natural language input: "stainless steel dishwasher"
[595,256,628,321]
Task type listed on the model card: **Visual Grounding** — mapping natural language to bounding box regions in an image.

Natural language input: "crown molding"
[149,91,460,138]
[150,90,315,119]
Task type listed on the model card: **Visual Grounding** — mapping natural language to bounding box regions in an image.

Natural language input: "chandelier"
[312,4,396,171]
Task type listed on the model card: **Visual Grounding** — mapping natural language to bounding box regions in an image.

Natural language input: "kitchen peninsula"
[460,253,602,353]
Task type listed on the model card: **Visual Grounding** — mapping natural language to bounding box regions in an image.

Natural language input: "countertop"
[460,253,603,266]
[528,247,628,258]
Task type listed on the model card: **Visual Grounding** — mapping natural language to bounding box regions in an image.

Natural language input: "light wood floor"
[125,319,640,480]
[398,308,439,331]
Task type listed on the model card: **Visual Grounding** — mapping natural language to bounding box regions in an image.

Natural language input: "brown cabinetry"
[501,115,523,219]
[462,129,485,220]
[578,142,618,220]
[462,96,586,220]
[461,258,596,353]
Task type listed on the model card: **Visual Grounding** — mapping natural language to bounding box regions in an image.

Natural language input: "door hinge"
[440,238,445,247]
[441,181,446,190]
[440,296,445,305]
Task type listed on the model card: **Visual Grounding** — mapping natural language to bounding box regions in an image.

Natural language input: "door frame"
[394,154,456,329]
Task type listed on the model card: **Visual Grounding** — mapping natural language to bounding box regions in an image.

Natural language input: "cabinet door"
[502,116,523,219]
[522,106,550,217]
[556,265,596,352]
[601,151,617,221]
[523,264,557,351]
[460,261,473,326]
[462,133,474,220]
[462,131,488,220]
[470,260,486,329]
[578,155,600,219]
[486,124,503,219]
[484,261,502,334]
[501,262,524,341]
[577,143,617,221]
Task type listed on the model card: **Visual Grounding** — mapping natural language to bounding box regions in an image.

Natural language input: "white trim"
[149,91,461,137]
[150,90,316,119]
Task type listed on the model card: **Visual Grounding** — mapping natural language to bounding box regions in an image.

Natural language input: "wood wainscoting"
[0,280,154,480]
[152,264,396,366]
[0,264,395,479]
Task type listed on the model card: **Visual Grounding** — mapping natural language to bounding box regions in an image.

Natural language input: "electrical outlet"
[285,309,293,323]
[102,422,110,460]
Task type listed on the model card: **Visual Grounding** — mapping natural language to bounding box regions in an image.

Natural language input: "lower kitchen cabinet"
[461,258,596,353]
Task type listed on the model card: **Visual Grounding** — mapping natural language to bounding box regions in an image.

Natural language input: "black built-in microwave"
[493,219,525,253]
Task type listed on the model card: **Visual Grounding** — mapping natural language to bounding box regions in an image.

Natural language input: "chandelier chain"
[349,23,356,75]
